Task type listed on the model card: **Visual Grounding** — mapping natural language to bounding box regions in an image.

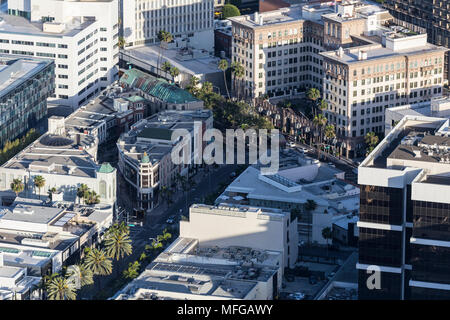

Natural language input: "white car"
[288,142,296,147]
[288,292,305,300]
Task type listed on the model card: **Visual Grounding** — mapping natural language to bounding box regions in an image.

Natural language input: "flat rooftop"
[229,5,304,28]
[0,13,95,37]
[0,203,64,225]
[113,237,281,300]
[0,55,52,97]
[122,46,222,76]
[321,42,447,64]
[2,132,99,178]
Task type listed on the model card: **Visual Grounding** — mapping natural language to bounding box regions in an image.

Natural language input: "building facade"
[117,109,213,212]
[120,0,214,51]
[358,115,450,299]
[383,0,450,83]
[1,0,120,109]
[0,54,55,146]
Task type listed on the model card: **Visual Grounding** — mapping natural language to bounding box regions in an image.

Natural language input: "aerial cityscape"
[0,0,448,306]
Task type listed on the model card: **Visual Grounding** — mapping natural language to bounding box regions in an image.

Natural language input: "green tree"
[365,131,379,155]
[290,207,302,222]
[10,178,24,197]
[84,248,113,276]
[218,59,231,100]
[186,75,200,95]
[318,99,328,112]
[46,276,77,300]
[222,4,240,19]
[33,175,45,200]
[170,66,180,83]
[161,61,172,74]
[307,87,321,117]
[201,81,214,95]
[123,261,141,280]
[47,187,57,202]
[104,227,133,261]
[322,226,333,257]
[118,36,126,49]
[231,61,245,100]
[84,190,100,205]
[77,184,89,204]
[66,264,94,288]
[157,30,173,77]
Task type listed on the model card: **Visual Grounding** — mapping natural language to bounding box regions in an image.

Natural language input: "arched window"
[99,180,107,198]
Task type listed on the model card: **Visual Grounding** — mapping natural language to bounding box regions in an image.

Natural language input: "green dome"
[141,152,150,163]
[98,162,114,173]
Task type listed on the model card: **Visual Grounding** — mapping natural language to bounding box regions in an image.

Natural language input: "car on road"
[229,171,237,178]
[327,272,336,280]
[288,292,305,300]
[288,141,296,148]
[298,240,306,247]
[328,162,336,167]
[166,215,176,224]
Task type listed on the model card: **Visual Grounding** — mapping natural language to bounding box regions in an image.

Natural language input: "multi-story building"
[217,148,360,245]
[0,254,41,300]
[383,0,450,83]
[320,2,447,158]
[229,5,327,100]
[0,197,113,280]
[1,0,120,109]
[117,109,213,212]
[113,236,282,300]
[358,115,450,299]
[64,83,147,144]
[119,68,204,111]
[181,203,298,269]
[229,1,447,158]
[0,54,55,146]
[385,97,450,135]
[0,116,117,206]
[120,0,214,51]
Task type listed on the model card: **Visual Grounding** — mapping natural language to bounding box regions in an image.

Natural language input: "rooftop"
[120,68,199,104]
[2,130,100,178]
[0,55,53,97]
[0,13,95,37]
[122,46,222,77]
[113,237,281,300]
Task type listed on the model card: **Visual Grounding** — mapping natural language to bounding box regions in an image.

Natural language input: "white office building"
[0,117,117,206]
[1,0,120,109]
[120,0,214,51]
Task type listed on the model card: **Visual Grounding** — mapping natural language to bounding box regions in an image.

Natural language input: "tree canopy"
[222,4,240,19]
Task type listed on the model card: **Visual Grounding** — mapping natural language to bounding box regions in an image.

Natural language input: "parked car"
[229,171,237,178]
[166,215,176,224]
[288,292,305,300]
[288,141,296,147]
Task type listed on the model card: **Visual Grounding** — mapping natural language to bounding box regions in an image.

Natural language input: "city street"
[79,163,238,299]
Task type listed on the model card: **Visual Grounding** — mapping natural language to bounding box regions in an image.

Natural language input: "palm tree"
[46,276,77,300]
[77,184,89,204]
[218,59,231,100]
[170,66,180,83]
[85,190,100,205]
[10,178,24,197]
[365,132,379,155]
[33,175,45,199]
[66,264,94,289]
[47,187,57,201]
[313,114,327,159]
[324,124,336,156]
[186,76,200,95]
[157,30,173,77]
[161,61,172,74]
[104,228,132,261]
[84,248,113,276]
[307,87,321,117]
[231,61,245,101]
[304,199,317,244]
[118,36,126,49]
[318,99,328,112]
[322,227,333,257]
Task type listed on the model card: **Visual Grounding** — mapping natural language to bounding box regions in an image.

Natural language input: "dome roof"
[40,135,73,147]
